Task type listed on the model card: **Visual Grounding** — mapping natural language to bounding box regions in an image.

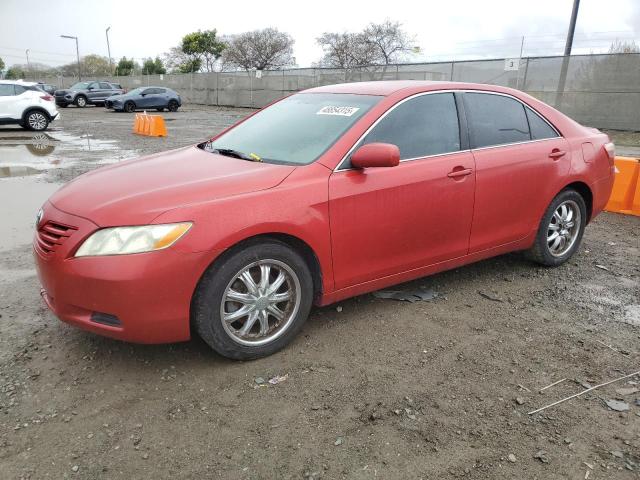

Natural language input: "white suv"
[0,80,59,131]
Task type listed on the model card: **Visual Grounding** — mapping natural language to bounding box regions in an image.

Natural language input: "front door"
[329,92,476,290]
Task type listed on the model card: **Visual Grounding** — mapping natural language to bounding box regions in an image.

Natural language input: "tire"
[24,110,50,131]
[124,101,136,113]
[192,239,314,360]
[75,95,87,108]
[156,107,164,112]
[167,100,179,112]
[526,189,587,266]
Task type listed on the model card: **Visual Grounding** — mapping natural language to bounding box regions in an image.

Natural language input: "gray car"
[104,86,182,113]
[54,81,124,108]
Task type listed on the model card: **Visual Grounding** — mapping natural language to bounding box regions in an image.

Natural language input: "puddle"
[0,166,41,178]
[0,131,134,176]
[0,176,61,251]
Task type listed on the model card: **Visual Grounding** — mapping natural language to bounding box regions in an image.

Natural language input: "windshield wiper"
[212,148,260,162]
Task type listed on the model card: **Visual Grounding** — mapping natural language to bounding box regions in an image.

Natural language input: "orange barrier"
[132,112,167,137]
[604,156,640,216]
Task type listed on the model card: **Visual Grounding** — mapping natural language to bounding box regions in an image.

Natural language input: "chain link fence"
[25,53,640,130]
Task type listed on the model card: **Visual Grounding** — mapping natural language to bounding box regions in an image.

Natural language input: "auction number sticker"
[317,106,360,116]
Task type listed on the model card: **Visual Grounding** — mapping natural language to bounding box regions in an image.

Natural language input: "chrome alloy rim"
[28,113,47,130]
[220,259,301,346]
[547,200,581,257]
[76,96,86,106]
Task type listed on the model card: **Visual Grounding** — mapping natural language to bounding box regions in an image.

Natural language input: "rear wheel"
[527,189,587,266]
[167,100,179,112]
[24,110,49,131]
[74,95,87,107]
[124,101,136,113]
[192,240,313,360]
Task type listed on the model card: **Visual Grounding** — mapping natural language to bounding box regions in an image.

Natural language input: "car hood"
[49,145,297,226]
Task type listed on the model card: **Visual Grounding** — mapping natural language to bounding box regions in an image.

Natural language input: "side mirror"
[87,87,94,91]
[351,143,400,169]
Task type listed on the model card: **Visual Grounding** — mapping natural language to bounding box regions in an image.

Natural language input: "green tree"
[5,65,25,79]
[178,58,201,73]
[180,29,225,72]
[0,57,5,73]
[115,57,136,76]
[142,56,166,75]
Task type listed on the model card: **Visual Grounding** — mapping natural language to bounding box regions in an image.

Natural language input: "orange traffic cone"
[149,116,167,137]
[132,113,141,133]
[604,157,640,216]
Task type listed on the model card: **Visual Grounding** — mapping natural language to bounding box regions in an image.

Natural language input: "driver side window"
[359,93,461,161]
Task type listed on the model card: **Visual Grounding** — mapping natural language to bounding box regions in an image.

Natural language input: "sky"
[0,0,639,69]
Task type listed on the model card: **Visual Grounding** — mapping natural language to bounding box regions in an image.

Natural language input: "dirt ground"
[0,106,639,480]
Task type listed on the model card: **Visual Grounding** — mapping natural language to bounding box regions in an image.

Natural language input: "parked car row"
[0,79,182,131]
[53,80,182,113]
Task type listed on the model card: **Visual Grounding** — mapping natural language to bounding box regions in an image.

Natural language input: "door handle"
[548,149,566,160]
[447,167,473,179]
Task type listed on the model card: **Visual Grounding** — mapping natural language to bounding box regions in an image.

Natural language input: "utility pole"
[555,0,580,108]
[61,35,81,81]
[25,49,30,78]
[106,27,113,74]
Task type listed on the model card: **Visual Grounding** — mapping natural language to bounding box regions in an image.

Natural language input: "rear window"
[464,92,530,148]
[526,107,559,140]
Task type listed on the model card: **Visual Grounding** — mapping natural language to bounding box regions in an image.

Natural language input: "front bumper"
[33,202,214,344]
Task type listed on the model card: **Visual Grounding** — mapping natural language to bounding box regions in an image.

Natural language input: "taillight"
[604,142,615,166]
[40,95,54,102]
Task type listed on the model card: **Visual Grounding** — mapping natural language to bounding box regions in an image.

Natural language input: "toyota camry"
[34,81,616,359]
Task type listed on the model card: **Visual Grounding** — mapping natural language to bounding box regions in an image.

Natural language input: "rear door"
[98,82,114,101]
[463,91,570,252]
[328,92,476,289]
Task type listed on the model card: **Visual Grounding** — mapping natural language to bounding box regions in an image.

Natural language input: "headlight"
[75,222,192,257]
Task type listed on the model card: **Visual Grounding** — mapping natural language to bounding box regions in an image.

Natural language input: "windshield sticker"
[317,106,360,117]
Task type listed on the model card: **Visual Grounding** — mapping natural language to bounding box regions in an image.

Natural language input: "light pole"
[60,34,81,81]
[555,0,581,108]
[25,49,31,78]
[105,27,113,74]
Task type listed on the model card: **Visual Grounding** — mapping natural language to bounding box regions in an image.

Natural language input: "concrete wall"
[26,53,640,131]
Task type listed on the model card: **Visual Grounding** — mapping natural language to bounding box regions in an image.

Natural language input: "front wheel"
[192,240,313,360]
[527,189,587,266]
[74,95,87,107]
[124,101,136,113]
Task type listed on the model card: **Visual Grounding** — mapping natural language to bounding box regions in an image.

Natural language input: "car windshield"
[201,93,381,165]
[70,81,91,90]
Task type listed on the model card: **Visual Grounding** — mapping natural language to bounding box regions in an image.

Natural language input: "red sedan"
[34,81,616,359]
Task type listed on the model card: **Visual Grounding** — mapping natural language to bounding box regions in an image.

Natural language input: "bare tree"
[222,28,295,71]
[363,20,416,65]
[316,20,417,68]
[608,39,640,54]
[315,32,377,68]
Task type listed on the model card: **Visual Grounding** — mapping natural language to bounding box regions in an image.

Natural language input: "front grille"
[36,221,77,255]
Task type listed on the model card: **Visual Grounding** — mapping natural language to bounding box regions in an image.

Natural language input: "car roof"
[302,80,521,97]
[0,79,37,86]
